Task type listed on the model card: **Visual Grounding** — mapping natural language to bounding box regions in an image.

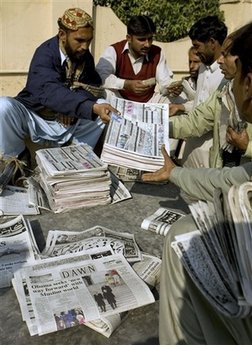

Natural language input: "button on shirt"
[96,41,173,95]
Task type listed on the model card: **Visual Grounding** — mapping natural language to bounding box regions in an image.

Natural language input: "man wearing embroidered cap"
[0,8,119,159]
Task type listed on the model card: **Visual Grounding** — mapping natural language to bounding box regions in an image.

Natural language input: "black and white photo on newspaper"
[141,207,185,236]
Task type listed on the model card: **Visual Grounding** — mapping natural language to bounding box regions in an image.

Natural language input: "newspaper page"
[101,96,169,172]
[171,230,248,318]
[15,251,155,335]
[13,247,129,338]
[228,183,252,306]
[131,252,162,287]
[109,165,144,182]
[42,225,142,263]
[189,201,239,297]
[141,207,185,236]
[36,144,108,177]
[109,171,132,204]
[0,215,39,288]
[0,185,39,216]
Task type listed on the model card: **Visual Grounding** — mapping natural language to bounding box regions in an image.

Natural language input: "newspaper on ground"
[141,207,186,236]
[109,165,144,182]
[171,182,252,318]
[12,250,155,336]
[0,185,40,216]
[131,252,162,287]
[101,96,170,172]
[41,225,142,263]
[3,219,159,338]
[0,214,40,288]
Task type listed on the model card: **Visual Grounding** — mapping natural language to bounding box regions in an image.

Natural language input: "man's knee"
[0,96,13,109]
[0,96,16,119]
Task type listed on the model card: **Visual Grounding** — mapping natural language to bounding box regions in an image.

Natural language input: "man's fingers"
[142,172,158,182]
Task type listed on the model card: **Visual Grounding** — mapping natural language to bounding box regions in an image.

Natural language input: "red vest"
[112,40,161,102]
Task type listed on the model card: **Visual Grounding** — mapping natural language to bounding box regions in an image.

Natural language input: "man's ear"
[209,37,217,47]
[58,29,67,42]
[126,34,131,43]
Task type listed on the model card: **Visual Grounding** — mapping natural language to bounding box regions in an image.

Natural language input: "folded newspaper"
[0,214,40,288]
[101,96,170,173]
[141,207,186,236]
[171,183,252,318]
[2,217,160,338]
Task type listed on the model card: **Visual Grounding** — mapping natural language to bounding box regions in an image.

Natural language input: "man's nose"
[144,39,152,47]
[80,42,89,50]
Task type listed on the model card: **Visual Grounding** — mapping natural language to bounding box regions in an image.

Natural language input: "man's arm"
[96,46,152,95]
[155,49,173,95]
[96,46,125,89]
[170,91,220,139]
[142,145,252,202]
[26,45,101,120]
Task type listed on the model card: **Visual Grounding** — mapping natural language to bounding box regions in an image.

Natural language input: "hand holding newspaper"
[171,182,252,318]
[101,96,170,172]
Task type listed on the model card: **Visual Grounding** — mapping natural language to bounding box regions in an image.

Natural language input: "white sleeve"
[155,49,173,95]
[96,46,125,90]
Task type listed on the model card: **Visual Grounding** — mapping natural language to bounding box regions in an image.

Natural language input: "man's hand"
[57,114,76,127]
[226,126,249,152]
[167,81,183,97]
[169,103,185,116]
[92,103,120,124]
[141,145,176,182]
[124,80,151,95]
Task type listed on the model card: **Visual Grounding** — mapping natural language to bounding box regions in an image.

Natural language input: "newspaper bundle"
[171,182,252,318]
[141,207,186,236]
[33,144,131,213]
[101,96,170,173]
[2,219,160,338]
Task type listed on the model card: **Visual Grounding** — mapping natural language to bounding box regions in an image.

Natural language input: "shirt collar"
[207,60,219,73]
[122,41,149,62]
[59,48,67,66]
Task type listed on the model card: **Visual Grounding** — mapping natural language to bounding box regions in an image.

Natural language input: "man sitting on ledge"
[0,7,118,160]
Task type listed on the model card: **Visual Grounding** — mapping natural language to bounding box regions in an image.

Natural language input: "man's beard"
[64,42,86,62]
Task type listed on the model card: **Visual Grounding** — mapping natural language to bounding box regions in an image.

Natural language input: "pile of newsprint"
[171,183,252,318]
[0,144,132,215]
[33,143,132,213]
[0,215,161,337]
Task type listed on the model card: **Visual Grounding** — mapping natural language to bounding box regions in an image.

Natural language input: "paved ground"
[0,180,189,345]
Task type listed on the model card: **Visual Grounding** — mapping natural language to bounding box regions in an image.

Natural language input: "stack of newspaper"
[171,182,252,318]
[101,96,170,172]
[2,216,160,337]
[35,144,112,213]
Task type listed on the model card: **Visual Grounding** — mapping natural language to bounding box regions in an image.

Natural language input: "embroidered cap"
[58,8,93,30]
